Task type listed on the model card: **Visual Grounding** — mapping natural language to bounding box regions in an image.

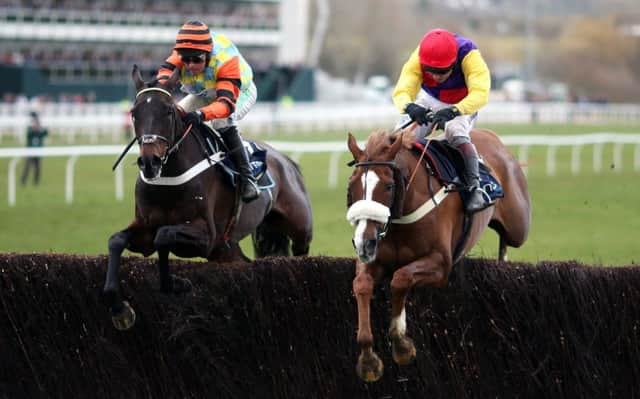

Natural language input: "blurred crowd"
[0,0,280,100]
[2,92,96,104]
[0,46,161,80]
[0,0,278,27]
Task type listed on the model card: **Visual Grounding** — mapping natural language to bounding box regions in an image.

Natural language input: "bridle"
[112,87,192,171]
[134,87,194,164]
[347,155,444,242]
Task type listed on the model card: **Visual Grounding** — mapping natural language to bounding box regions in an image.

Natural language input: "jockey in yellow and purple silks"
[392,28,491,214]
[156,20,259,202]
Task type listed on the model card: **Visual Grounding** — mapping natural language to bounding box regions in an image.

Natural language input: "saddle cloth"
[198,127,274,189]
[413,138,504,205]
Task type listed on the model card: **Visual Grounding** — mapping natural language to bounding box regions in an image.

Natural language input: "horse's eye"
[385,183,395,191]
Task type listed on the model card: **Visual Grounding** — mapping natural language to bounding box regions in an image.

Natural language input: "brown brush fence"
[1,253,639,398]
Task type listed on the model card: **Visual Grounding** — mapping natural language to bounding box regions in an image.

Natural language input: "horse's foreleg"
[353,261,384,382]
[155,247,192,293]
[153,224,211,294]
[498,235,508,262]
[389,252,449,365]
[105,229,136,330]
[156,249,172,293]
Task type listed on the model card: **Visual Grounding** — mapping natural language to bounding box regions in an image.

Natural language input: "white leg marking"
[390,308,407,337]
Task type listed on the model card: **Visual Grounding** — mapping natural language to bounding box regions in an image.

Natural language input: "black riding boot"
[457,141,489,214]
[220,126,260,202]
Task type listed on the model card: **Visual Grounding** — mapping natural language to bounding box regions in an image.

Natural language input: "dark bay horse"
[104,66,313,330]
[345,127,531,381]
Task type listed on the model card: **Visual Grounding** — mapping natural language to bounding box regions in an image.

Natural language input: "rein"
[406,122,437,190]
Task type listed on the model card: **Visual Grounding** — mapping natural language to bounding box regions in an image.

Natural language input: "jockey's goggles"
[180,53,206,64]
[422,64,454,75]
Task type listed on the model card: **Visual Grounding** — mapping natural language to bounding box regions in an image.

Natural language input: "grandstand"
[0,0,314,102]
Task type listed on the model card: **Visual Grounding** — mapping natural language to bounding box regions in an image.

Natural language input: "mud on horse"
[345,127,531,381]
[103,65,313,330]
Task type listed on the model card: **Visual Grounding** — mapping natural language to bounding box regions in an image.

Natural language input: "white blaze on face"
[353,170,381,251]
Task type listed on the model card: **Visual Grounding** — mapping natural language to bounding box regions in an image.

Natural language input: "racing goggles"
[180,53,206,64]
[422,64,454,75]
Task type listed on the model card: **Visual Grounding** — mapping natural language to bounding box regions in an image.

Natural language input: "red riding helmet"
[419,29,458,70]
[175,20,213,53]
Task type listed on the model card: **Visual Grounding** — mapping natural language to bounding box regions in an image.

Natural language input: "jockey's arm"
[199,56,242,121]
[392,48,423,113]
[157,50,182,82]
[455,49,491,115]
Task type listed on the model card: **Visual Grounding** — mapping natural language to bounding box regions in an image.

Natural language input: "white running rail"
[2,133,640,206]
[2,101,640,143]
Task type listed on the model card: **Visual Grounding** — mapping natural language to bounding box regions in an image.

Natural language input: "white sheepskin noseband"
[346,200,390,226]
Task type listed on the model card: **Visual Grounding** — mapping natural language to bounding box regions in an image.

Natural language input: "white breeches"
[395,88,477,140]
[178,81,257,130]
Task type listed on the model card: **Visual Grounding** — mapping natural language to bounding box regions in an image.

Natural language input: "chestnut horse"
[104,66,313,330]
[345,127,530,381]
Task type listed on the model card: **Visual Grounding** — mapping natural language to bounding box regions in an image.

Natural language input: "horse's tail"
[252,222,291,258]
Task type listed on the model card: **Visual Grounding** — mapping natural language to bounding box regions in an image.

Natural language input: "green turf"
[1,123,639,265]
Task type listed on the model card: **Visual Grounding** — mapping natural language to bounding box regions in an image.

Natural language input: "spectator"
[21,111,49,186]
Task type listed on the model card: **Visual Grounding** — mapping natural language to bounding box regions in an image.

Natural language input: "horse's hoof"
[392,336,417,365]
[172,276,193,294]
[111,301,136,331]
[356,351,384,382]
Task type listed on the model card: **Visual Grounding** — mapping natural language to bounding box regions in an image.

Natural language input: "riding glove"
[183,110,205,126]
[404,103,431,126]
[432,106,461,129]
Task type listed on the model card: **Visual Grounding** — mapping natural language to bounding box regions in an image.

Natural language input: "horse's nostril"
[365,239,377,253]
[136,157,144,168]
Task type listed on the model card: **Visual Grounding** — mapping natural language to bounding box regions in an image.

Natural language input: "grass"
[1,123,639,265]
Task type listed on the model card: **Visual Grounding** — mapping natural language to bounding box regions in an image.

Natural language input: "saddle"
[413,138,504,205]
[197,125,274,189]
[412,137,504,262]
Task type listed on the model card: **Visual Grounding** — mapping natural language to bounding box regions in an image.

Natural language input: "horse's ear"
[132,64,145,92]
[347,132,364,161]
[399,122,417,149]
[389,130,404,157]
